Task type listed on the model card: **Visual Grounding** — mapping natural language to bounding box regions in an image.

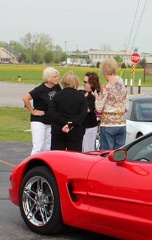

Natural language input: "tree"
[9,41,23,54]
[33,53,40,64]
[121,62,126,68]
[114,55,123,66]
[0,41,9,47]
[61,53,68,62]
[96,61,101,68]
[139,57,146,68]
[18,53,26,63]
[53,45,63,63]
[44,51,53,63]
[0,34,64,64]
[19,32,53,63]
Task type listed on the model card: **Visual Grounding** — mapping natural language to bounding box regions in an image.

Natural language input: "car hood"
[127,120,152,127]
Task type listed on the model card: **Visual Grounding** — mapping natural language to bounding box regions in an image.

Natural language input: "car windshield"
[127,100,152,122]
[136,102,152,121]
[124,134,152,162]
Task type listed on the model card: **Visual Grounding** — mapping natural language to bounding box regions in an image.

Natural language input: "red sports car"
[9,132,152,240]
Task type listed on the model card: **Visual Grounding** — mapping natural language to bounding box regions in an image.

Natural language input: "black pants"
[51,133,83,152]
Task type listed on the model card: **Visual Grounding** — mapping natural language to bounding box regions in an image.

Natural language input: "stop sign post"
[130,52,140,64]
[130,52,140,95]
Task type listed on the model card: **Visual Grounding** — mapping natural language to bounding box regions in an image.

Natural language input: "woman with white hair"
[23,66,61,155]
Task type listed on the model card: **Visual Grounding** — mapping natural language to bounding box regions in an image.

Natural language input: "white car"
[126,95,152,144]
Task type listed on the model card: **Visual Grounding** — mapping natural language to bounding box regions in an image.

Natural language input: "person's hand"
[92,90,99,100]
[62,124,70,133]
[102,86,107,94]
[32,109,45,116]
[84,92,88,97]
[62,122,73,133]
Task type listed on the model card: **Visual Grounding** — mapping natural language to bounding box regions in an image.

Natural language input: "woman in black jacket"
[49,71,87,151]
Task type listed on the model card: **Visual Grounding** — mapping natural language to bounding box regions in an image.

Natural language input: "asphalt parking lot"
[0,146,113,240]
[0,82,152,239]
[0,82,118,239]
[0,81,152,108]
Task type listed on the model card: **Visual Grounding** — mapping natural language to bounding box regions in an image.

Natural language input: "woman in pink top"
[93,58,129,150]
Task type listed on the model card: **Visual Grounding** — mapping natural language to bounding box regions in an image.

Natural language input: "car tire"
[19,166,64,235]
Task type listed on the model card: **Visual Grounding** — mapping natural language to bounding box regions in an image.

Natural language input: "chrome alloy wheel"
[22,176,54,226]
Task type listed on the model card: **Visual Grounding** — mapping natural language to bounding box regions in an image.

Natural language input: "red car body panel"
[9,150,152,240]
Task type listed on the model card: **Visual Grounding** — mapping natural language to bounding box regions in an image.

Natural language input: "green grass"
[0,64,151,87]
[0,107,31,142]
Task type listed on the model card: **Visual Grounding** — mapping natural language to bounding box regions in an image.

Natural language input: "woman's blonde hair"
[100,58,118,75]
[61,71,79,89]
[42,67,59,83]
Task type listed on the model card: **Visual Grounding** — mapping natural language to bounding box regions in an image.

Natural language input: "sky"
[0,0,151,53]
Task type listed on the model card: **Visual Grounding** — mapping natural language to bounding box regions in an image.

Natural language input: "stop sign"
[130,52,140,64]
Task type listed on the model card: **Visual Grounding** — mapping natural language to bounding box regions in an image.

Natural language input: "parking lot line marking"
[0,159,15,167]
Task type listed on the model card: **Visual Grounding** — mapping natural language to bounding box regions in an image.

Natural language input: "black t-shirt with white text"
[29,83,61,124]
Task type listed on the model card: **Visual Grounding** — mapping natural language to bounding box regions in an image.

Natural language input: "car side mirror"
[108,149,127,162]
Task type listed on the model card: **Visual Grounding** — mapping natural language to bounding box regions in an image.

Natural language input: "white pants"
[31,122,51,155]
[82,126,98,152]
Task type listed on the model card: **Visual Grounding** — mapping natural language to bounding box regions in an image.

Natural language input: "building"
[67,49,152,68]
[0,47,19,64]
[140,52,152,64]
[88,49,131,66]
[66,50,89,66]
[67,49,132,66]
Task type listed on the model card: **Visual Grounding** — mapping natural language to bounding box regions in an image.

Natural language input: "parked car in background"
[9,131,152,240]
[126,95,152,144]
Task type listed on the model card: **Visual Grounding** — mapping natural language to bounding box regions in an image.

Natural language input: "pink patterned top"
[95,76,129,126]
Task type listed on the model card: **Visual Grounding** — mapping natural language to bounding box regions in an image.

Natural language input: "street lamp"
[64,41,68,53]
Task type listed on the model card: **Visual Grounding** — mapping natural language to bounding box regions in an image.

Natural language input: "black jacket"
[49,87,88,137]
[80,90,98,128]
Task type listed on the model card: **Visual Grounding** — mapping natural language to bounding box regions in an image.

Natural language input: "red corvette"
[9,132,152,240]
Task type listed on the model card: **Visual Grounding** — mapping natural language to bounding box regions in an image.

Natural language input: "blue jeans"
[100,126,126,150]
